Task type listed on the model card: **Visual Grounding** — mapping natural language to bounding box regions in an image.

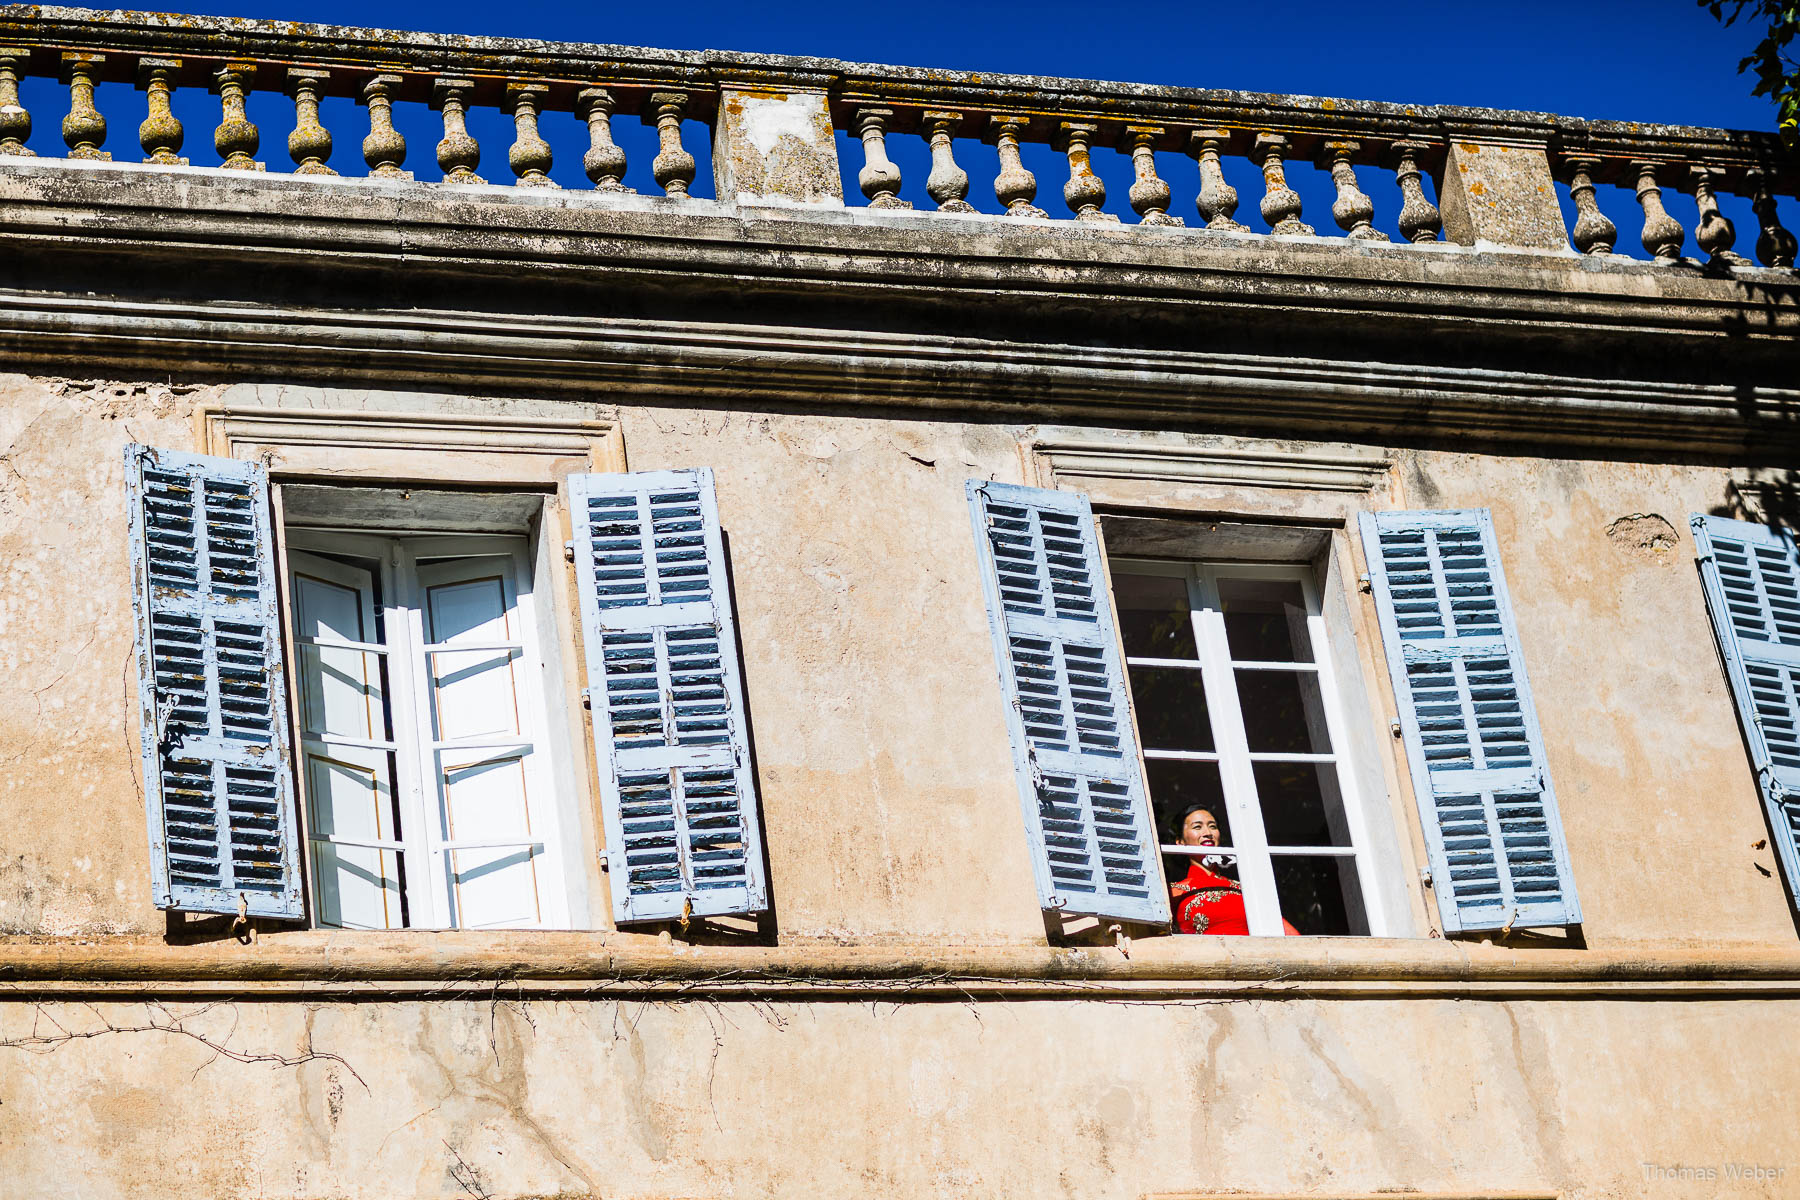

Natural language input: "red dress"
[1170,862,1299,935]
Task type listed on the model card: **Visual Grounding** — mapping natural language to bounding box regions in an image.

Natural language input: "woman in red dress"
[1168,804,1298,936]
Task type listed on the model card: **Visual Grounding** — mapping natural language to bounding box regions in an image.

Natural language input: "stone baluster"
[854,107,910,209]
[987,115,1046,218]
[0,49,32,157]
[136,58,185,165]
[431,77,483,183]
[1560,154,1615,255]
[59,53,109,160]
[1690,165,1744,265]
[285,69,334,175]
[576,87,631,191]
[1120,126,1182,226]
[646,92,695,198]
[1745,167,1797,268]
[922,110,975,213]
[1632,161,1685,260]
[506,83,557,188]
[1386,140,1442,244]
[1319,141,1386,241]
[1254,133,1311,235]
[360,73,409,179]
[1055,122,1116,222]
[1188,129,1245,231]
[213,62,263,171]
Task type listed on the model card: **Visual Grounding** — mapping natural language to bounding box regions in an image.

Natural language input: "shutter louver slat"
[967,481,1168,925]
[570,468,768,924]
[125,445,303,919]
[1359,509,1580,933]
[1690,514,1800,911]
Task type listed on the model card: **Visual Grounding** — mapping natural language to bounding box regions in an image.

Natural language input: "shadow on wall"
[1716,469,1800,533]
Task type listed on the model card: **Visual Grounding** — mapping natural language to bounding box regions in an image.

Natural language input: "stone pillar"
[1435,136,1569,252]
[711,81,843,207]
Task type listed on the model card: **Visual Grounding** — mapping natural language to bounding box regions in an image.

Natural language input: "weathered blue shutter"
[966,480,1167,924]
[124,445,303,918]
[1690,514,1800,909]
[1359,509,1580,933]
[569,468,769,923]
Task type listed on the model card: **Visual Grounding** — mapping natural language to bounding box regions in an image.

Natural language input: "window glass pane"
[1253,762,1353,847]
[1114,572,1197,659]
[1273,855,1367,935]
[1235,669,1332,754]
[1147,759,1229,842]
[1128,666,1214,751]
[1219,577,1314,662]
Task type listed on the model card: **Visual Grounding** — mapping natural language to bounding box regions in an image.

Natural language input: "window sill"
[1,932,1797,999]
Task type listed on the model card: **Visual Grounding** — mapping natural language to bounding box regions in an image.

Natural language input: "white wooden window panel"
[285,531,568,929]
[125,444,303,918]
[290,550,404,929]
[1116,557,1383,936]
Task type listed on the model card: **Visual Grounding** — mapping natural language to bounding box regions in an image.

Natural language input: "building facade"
[2,7,1800,1198]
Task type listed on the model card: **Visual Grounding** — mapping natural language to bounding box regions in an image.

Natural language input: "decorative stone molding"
[200,404,624,482]
[1034,437,1394,494]
[1,936,1797,1000]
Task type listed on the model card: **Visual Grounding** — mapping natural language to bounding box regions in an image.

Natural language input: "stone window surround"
[200,399,625,932]
[1031,428,1437,942]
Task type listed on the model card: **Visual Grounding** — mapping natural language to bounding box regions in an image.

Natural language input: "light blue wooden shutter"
[1690,514,1800,909]
[569,468,769,924]
[966,480,1168,924]
[124,445,303,918]
[1359,509,1580,933]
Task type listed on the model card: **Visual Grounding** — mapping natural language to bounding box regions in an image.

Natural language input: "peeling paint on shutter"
[1359,509,1580,933]
[125,444,302,918]
[966,480,1168,925]
[1690,514,1800,910]
[569,468,768,924]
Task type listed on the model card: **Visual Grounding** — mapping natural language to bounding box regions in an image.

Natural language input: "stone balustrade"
[0,5,1796,266]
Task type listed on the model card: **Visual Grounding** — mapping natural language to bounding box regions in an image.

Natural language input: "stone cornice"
[1,164,1796,459]
[2,935,1799,1001]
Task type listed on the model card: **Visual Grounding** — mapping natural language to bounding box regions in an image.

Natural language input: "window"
[1111,558,1376,936]
[125,445,772,928]
[287,531,568,930]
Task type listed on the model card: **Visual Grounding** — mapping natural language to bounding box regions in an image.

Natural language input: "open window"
[1111,558,1376,936]
[126,447,770,931]
[284,523,571,930]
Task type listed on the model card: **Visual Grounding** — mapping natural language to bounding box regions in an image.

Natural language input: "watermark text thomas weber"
[1642,1162,1788,1182]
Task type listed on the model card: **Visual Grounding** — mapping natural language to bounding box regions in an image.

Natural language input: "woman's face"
[1179,808,1223,848]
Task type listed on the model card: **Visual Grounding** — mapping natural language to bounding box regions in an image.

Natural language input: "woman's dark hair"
[1167,802,1219,841]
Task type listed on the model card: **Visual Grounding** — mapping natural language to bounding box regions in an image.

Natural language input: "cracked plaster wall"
[1,994,1796,1199]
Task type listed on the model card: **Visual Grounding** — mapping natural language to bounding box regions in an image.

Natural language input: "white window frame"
[284,527,572,930]
[1114,556,1394,936]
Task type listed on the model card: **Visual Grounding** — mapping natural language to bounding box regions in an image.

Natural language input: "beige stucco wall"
[3,993,1796,1199]
[1,372,1789,944]
[3,373,1797,1199]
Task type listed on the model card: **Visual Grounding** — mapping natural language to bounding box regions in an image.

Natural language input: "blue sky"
[16,0,1795,256]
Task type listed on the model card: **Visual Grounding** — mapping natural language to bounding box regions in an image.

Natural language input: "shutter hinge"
[1419,866,1433,890]
[564,539,576,563]
[1390,720,1403,739]
[580,687,593,709]
[1358,573,1372,594]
